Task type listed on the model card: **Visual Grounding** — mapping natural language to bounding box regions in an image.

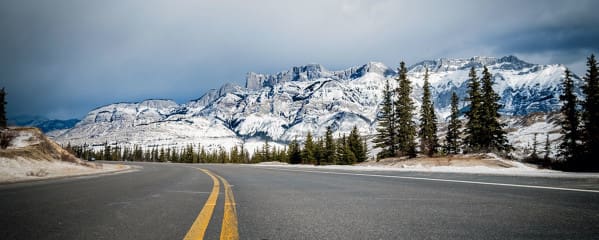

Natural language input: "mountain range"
[9,115,79,133]
[49,56,581,158]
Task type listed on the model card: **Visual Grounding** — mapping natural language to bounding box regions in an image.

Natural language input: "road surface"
[1,162,599,239]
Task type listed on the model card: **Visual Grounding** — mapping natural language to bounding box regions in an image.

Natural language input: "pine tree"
[324,126,337,164]
[349,126,367,163]
[544,134,551,161]
[581,54,599,170]
[336,134,348,164]
[302,132,316,164]
[480,66,510,152]
[288,138,302,164]
[445,92,461,154]
[314,137,324,165]
[395,62,417,157]
[464,67,483,152]
[262,139,271,162]
[558,68,581,169]
[530,133,539,160]
[0,88,6,129]
[103,142,111,161]
[419,68,439,156]
[374,79,396,158]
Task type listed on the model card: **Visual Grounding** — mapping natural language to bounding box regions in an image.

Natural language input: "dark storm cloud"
[0,0,597,119]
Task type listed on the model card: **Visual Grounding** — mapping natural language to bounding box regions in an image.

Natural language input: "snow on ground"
[0,128,132,184]
[253,157,599,178]
[0,157,130,183]
[7,131,37,149]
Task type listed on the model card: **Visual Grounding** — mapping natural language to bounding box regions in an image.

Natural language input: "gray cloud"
[1,0,597,119]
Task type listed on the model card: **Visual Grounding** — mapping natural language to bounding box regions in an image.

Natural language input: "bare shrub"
[0,130,16,149]
[26,168,49,177]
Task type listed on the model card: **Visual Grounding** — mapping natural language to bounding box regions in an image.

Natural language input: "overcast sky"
[1,0,598,119]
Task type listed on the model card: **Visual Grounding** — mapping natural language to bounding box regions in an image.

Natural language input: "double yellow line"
[183,169,238,240]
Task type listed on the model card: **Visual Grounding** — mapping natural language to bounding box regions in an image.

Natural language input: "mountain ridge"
[51,56,582,158]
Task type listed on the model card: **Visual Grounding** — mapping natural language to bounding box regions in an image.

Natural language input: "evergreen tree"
[464,67,483,152]
[262,139,271,162]
[558,68,581,168]
[0,88,6,129]
[394,62,417,157]
[252,147,263,163]
[103,142,111,161]
[315,137,325,165]
[302,132,316,164]
[480,66,510,152]
[374,79,396,158]
[530,133,539,160]
[544,134,551,161]
[345,139,357,164]
[287,138,302,164]
[336,134,348,164]
[349,126,367,163]
[581,54,599,170]
[159,147,165,162]
[324,126,337,164]
[418,68,439,156]
[445,92,461,154]
[239,143,247,163]
[230,146,239,163]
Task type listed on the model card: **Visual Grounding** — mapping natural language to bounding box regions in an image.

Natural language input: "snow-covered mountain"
[51,56,581,157]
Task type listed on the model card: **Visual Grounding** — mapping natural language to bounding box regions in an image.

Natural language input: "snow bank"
[254,158,599,178]
[0,157,129,183]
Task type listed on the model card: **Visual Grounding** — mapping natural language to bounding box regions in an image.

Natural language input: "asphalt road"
[2,162,599,239]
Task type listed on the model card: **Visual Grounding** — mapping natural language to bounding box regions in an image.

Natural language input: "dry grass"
[26,168,49,177]
[0,127,98,169]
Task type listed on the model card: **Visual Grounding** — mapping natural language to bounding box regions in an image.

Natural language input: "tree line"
[373,62,509,159]
[65,125,368,165]
[557,54,599,171]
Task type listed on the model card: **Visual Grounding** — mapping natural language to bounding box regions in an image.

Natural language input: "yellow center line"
[216,174,239,240]
[183,169,220,240]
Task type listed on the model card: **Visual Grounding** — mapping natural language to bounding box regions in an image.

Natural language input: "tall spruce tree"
[394,62,417,157]
[0,88,6,129]
[349,126,367,162]
[480,66,510,152]
[374,79,396,158]
[336,134,352,164]
[464,67,483,152]
[324,126,337,164]
[418,68,439,156]
[544,134,551,161]
[374,80,397,159]
[558,68,580,168]
[288,138,301,164]
[445,92,461,154]
[302,132,316,164]
[581,54,599,170]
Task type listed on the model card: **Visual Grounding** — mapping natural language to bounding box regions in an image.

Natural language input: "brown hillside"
[0,127,96,168]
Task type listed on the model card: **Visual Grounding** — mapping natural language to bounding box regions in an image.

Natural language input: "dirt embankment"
[1,127,95,166]
[0,127,129,183]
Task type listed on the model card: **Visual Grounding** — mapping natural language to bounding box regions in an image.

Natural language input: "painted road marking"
[216,175,239,240]
[183,169,220,240]
[184,168,239,240]
[258,167,599,194]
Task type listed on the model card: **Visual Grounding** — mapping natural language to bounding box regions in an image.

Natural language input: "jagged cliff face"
[51,56,581,156]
